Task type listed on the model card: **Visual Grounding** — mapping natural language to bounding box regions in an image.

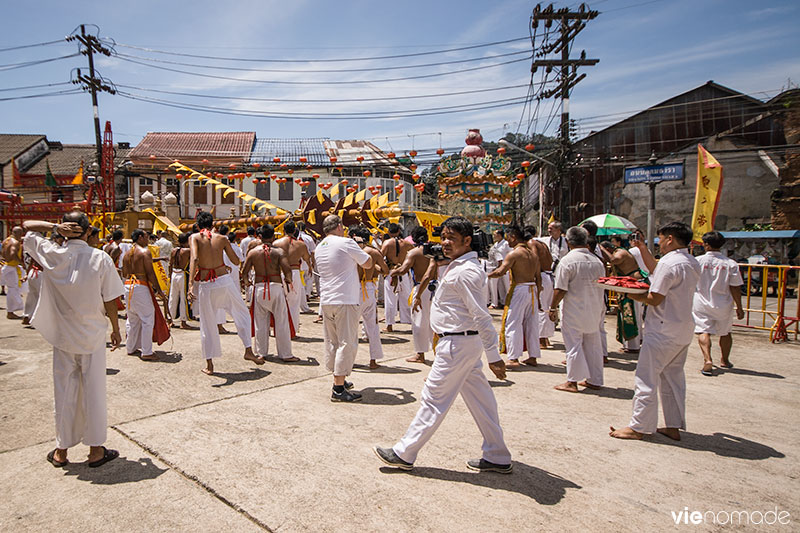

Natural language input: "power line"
[0,39,67,53]
[0,81,72,92]
[115,54,532,85]
[0,89,82,102]
[0,53,79,72]
[109,36,532,64]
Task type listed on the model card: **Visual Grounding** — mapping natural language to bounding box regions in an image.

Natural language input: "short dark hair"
[219,224,230,236]
[387,223,401,235]
[89,226,100,238]
[297,221,306,231]
[247,226,256,236]
[191,223,199,234]
[131,228,147,242]
[178,232,190,245]
[196,211,213,230]
[523,225,537,240]
[441,216,473,239]
[494,228,505,237]
[62,210,90,233]
[702,230,725,249]
[351,226,371,242]
[112,229,123,241]
[411,226,429,245]
[348,224,362,236]
[505,225,524,241]
[600,241,615,250]
[227,232,237,243]
[657,221,693,247]
[580,220,598,237]
[259,224,275,240]
[284,220,297,237]
[610,235,623,244]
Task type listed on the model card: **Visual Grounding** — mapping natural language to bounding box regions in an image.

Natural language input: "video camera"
[422,224,493,261]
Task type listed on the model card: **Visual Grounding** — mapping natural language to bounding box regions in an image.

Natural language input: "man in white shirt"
[297,222,317,310]
[487,229,511,308]
[239,226,256,258]
[1,226,27,319]
[374,216,512,473]
[538,221,570,266]
[22,211,124,468]
[154,230,173,274]
[549,227,607,392]
[315,215,373,402]
[692,231,744,375]
[611,222,701,441]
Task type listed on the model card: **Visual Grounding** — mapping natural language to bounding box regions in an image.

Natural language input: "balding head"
[323,215,343,236]
[11,226,24,239]
[62,210,91,240]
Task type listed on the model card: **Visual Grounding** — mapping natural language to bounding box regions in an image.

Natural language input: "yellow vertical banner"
[691,144,724,243]
[414,211,448,242]
[148,244,170,292]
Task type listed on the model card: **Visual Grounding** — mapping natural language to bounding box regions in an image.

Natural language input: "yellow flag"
[147,244,170,292]
[71,161,84,185]
[548,212,556,225]
[414,211,448,242]
[354,188,367,203]
[308,210,316,225]
[316,190,327,204]
[377,191,391,207]
[691,144,723,243]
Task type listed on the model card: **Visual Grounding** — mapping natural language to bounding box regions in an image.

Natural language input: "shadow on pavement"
[106,368,120,375]
[293,336,323,343]
[359,386,416,405]
[62,456,168,484]
[650,432,786,460]
[151,351,183,364]
[211,368,271,388]
[353,364,421,374]
[381,462,581,505]
[719,367,784,379]
[605,359,637,372]
[580,386,634,400]
[507,363,564,374]
[263,355,320,366]
[375,336,411,345]
[489,379,516,387]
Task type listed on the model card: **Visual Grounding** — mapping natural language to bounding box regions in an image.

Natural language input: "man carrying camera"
[375,216,511,473]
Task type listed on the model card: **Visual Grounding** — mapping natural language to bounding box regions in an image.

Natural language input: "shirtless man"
[525,226,555,348]
[2,226,28,319]
[243,224,298,363]
[380,223,415,332]
[272,220,313,337]
[600,240,645,353]
[122,229,170,361]
[188,211,262,375]
[349,226,389,369]
[103,230,123,273]
[489,226,542,368]
[168,232,194,330]
[391,226,433,363]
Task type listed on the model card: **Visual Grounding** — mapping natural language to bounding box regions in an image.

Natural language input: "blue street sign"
[624,163,684,184]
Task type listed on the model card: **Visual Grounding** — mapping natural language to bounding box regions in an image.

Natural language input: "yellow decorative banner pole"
[691,144,724,243]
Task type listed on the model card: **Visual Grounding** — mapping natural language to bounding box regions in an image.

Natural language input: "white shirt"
[23,233,124,353]
[315,235,371,306]
[487,239,511,267]
[155,237,173,262]
[429,251,500,361]
[645,248,701,345]
[240,235,256,257]
[554,248,606,334]
[538,235,569,262]
[629,246,649,275]
[223,243,244,277]
[693,251,743,313]
[299,231,316,254]
[118,241,132,269]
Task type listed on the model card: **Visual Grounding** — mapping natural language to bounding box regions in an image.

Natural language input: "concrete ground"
[1,294,798,532]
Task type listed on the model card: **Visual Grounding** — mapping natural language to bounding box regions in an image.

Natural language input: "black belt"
[439,330,479,337]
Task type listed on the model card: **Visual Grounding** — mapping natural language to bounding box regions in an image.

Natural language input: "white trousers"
[253,282,293,360]
[384,273,411,325]
[538,272,556,338]
[24,270,42,318]
[197,275,252,359]
[503,282,541,361]
[126,284,154,356]
[52,345,107,449]
[598,309,608,356]
[322,304,360,376]
[168,271,189,322]
[411,284,433,354]
[488,272,510,307]
[623,300,644,350]
[629,337,688,434]
[393,336,511,464]
[1,264,26,314]
[562,325,604,386]
[300,266,312,312]
[359,281,383,361]
[286,269,302,332]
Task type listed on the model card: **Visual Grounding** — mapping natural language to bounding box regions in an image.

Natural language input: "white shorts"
[693,307,734,336]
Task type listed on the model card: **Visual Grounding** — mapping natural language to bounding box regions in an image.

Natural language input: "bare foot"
[609,426,643,440]
[140,353,159,361]
[720,360,733,369]
[53,448,68,464]
[657,427,681,441]
[488,360,507,380]
[506,360,521,369]
[384,325,393,333]
[281,356,301,363]
[218,325,230,334]
[539,338,549,349]
[180,322,198,330]
[202,360,214,375]
[406,354,425,364]
[7,312,22,320]
[313,316,323,323]
[369,359,381,369]
[561,359,567,365]
[701,362,713,376]
[244,349,265,365]
[554,381,579,393]
[522,357,538,367]
[21,317,30,325]
[578,380,602,390]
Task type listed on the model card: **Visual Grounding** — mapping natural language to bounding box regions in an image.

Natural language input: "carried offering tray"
[597,276,649,294]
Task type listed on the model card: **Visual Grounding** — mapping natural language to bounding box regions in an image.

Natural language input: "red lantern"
[253,162,261,169]
[525,143,535,151]
[414,183,425,192]
[356,155,364,162]
[318,182,325,189]
[273,157,281,163]
[409,150,417,157]
[295,178,302,184]
[497,147,506,155]
[329,156,338,163]
[299,156,307,163]
[521,161,531,168]
[245,172,252,177]
[280,163,288,169]
[306,165,313,170]
[253,179,259,184]
[229,163,237,170]
[371,189,379,195]
[363,170,371,177]
[270,174,278,180]
[412,174,420,181]
[340,179,349,186]
[312,173,320,179]
[375,185,382,191]
[202,159,210,165]
[287,169,294,175]
[392,174,401,181]
[394,185,404,193]
[149,154,156,160]
[387,152,396,159]
[260,179,267,184]
[176,174,183,180]
[436,148,445,156]
[516,173,525,180]
[410,163,417,171]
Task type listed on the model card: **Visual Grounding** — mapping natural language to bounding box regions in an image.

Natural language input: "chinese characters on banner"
[691,144,723,243]
[414,211,448,242]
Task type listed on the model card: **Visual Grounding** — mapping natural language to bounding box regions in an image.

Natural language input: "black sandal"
[46,449,68,468]
[88,447,119,468]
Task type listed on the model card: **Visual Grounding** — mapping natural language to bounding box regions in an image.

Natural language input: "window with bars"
[220,178,234,204]
[256,181,270,200]
[278,180,293,201]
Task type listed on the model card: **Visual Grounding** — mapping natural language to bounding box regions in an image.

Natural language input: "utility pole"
[531,3,598,226]
[67,25,115,169]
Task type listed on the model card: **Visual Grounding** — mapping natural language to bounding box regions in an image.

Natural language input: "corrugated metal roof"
[0,134,46,166]
[23,144,132,176]
[250,138,329,165]
[721,230,800,239]
[324,139,396,166]
[128,132,256,164]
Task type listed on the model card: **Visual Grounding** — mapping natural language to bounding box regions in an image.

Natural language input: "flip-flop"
[46,449,68,468]
[88,447,119,468]
[720,362,734,369]
[701,367,713,376]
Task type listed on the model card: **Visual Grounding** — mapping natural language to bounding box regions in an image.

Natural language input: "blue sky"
[2,0,798,154]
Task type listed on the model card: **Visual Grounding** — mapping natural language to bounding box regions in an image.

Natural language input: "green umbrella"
[580,213,638,236]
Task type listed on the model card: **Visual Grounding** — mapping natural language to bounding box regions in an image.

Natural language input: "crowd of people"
[1,210,746,471]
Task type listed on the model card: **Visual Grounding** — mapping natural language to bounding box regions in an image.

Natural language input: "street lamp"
[646,151,658,254]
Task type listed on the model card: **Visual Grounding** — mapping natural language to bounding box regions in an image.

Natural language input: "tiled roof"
[0,134,46,166]
[24,144,132,176]
[250,138,330,166]
[324,139,405,168]
[128,132,256,165]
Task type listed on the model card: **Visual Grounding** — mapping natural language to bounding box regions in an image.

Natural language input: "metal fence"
[736,264,799,342]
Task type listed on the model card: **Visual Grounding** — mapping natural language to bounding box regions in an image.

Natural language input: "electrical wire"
[0,53,80,72]
[0,39,67,53]
[0,81,72,92]
[110,36,531,63]
[0,89,82,102]
[115,54,532,85]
